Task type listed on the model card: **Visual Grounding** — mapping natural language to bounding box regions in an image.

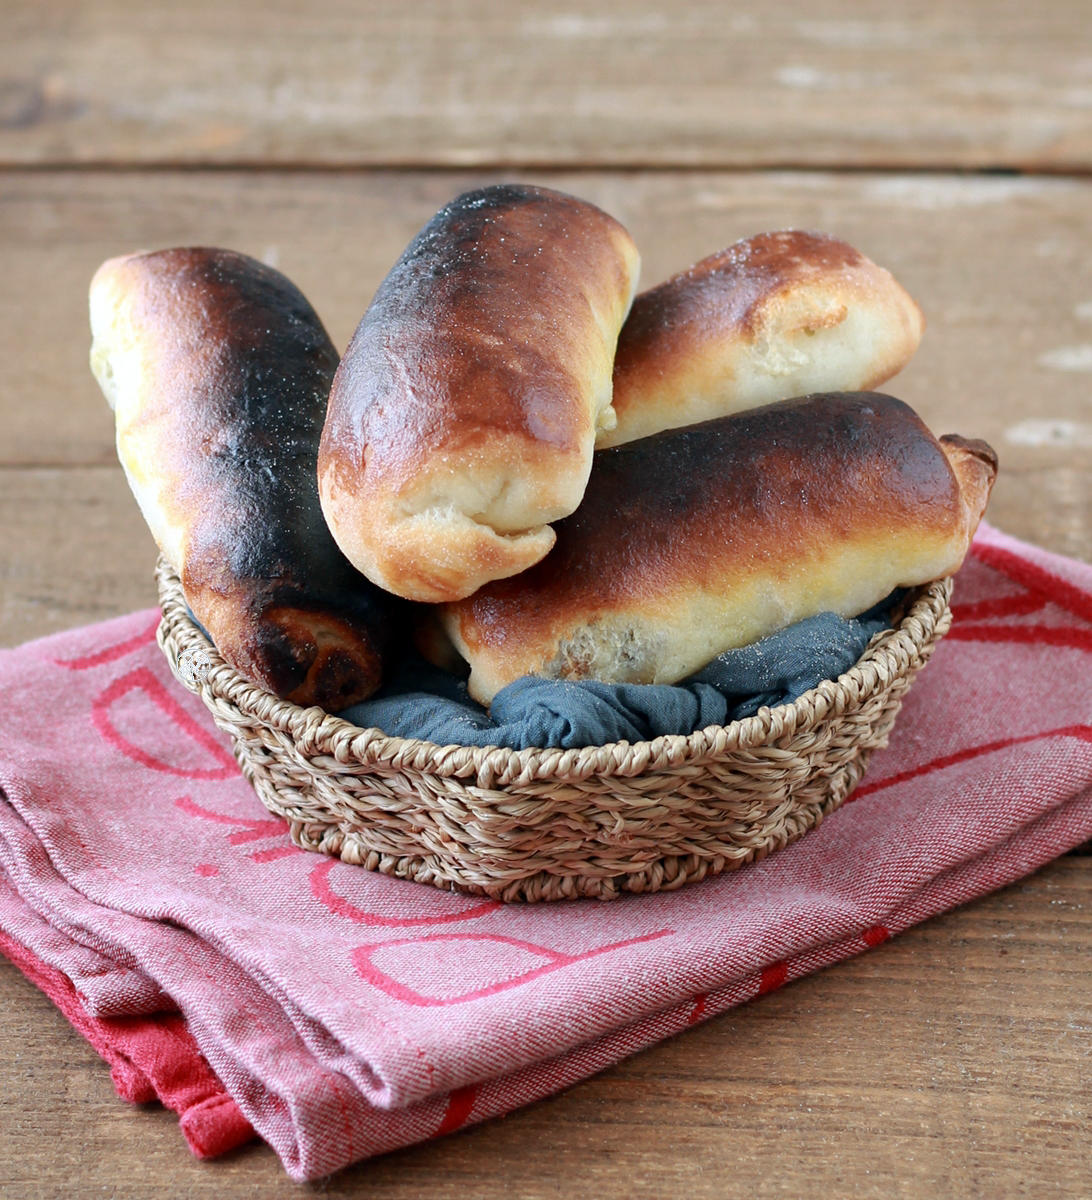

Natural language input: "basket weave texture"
[156,559,953,902]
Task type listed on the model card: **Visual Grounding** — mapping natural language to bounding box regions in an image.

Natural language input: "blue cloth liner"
[337,592,904,751]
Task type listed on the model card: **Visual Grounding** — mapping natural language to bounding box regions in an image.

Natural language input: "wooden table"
[2,5,1091,1196]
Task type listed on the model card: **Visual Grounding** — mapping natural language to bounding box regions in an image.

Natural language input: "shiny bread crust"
[601,231,924,447]
[318,184,641,603]
[437,392,996,704]
[89,247,403,708]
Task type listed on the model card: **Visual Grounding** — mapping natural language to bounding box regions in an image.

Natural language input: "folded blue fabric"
[337,596,901,751]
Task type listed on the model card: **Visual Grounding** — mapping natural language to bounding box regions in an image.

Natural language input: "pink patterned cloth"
[1,523,1091,1180]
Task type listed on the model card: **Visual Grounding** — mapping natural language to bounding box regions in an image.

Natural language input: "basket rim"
[156,556,952,783]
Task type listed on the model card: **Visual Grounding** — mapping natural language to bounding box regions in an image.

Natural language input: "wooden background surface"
[1,4,1091,1197]
[4,0,1092,170]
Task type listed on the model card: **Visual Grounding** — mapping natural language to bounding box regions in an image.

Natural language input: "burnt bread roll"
[600,231,924,448]
[318,184,641,604]
[89,247,403,709]
[432,392,997,705]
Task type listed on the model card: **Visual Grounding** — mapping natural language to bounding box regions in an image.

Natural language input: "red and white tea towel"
[1,522,1091,1180]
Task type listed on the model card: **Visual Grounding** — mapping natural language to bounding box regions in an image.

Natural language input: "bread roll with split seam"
[600,230,924,448]
[430,392,997,705]
[318,184,641,604]
[89,247,403,709]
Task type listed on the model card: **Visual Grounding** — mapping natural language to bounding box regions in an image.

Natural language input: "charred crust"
[131,246,402,706]
[287,645,384,710]
[615,230,866,369]
[940,433,1000,475]
[464,392,959,619]
[324,184,634,467]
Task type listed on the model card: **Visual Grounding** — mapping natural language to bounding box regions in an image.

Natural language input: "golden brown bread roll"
[89,247,403,709]
[432,392,997,705]
[318,184,641,604]
[600,231,924,448]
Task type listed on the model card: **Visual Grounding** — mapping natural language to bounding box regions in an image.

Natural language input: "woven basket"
[156,558,952,902]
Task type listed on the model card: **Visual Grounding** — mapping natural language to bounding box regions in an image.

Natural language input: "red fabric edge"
[0,928,255,1158]
[4,526,1092,1176]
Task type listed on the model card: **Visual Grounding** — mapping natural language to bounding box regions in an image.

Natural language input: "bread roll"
[433,393,996,705]
[318,184,641,603]
[89,247,402,709]
[600,231,924,448]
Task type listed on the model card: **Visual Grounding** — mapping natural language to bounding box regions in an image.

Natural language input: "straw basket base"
[156,560,952,902]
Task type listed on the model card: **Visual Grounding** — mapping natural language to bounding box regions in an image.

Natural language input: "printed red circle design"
[310,858,500,927]
[92,668,239,779]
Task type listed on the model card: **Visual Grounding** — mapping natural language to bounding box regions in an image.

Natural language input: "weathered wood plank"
[3,2,1092,169]
[1,168,1090,570]
[2,855,1090,1197]
[0,467,158,648]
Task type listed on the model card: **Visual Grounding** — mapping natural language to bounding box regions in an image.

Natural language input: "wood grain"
[0,467,158,647]
[2,856,1090,1198]
[4,1,1092,169]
